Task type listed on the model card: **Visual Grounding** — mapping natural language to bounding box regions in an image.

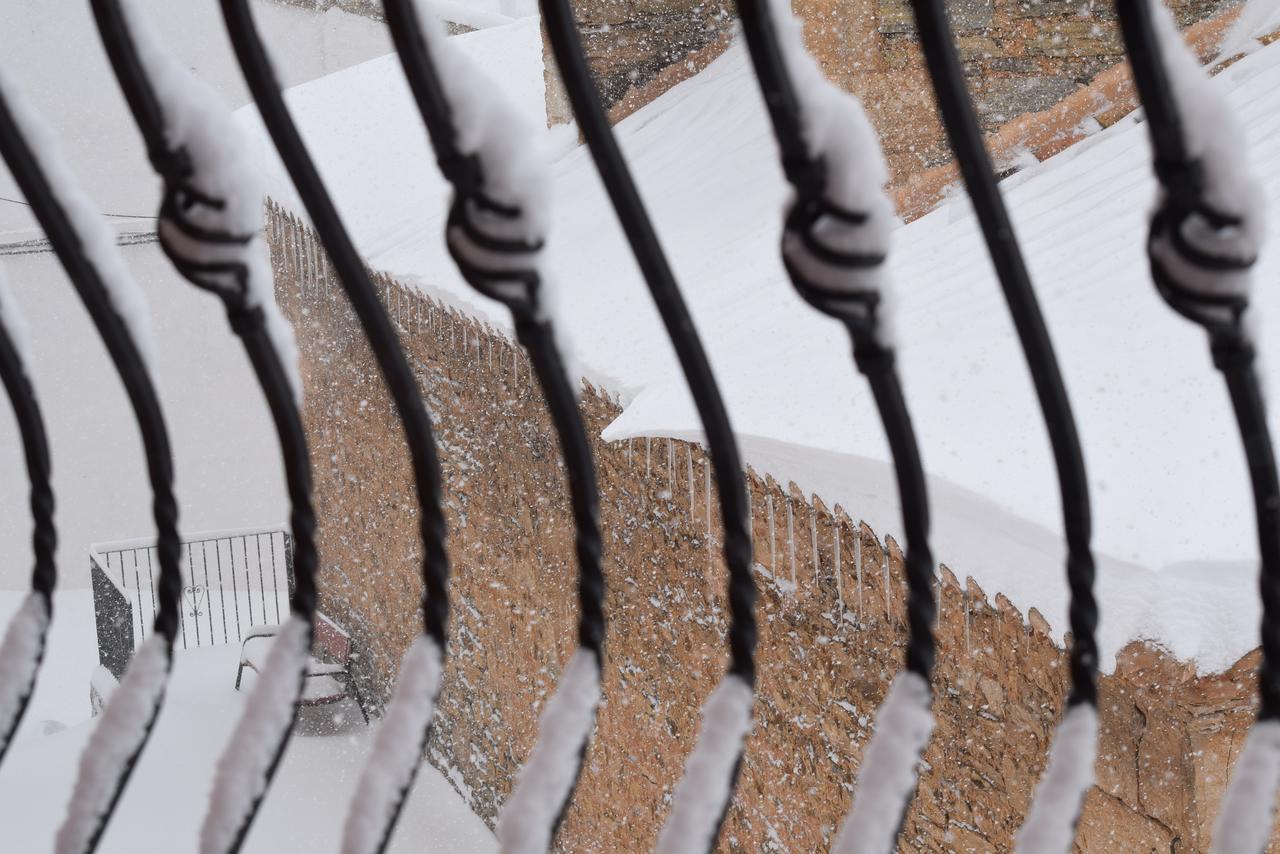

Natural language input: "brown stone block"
[1076,789,1177,851]
[876,0,915,35]
[956,34,1000,61]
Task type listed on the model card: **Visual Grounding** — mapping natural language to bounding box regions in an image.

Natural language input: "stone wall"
[546,0,1231,181]
[266,203,1273,851]
[268,0,1235,187]
[890,6,1246,219]
[543,0,736,123]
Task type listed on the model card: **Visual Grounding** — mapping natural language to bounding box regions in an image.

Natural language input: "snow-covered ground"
[239,15,1280,674]
[0,1,398,589]
[0,589,493,853]
[0,7,506,847]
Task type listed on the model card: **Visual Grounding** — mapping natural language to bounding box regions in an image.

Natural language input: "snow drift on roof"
[238,21,1280,675]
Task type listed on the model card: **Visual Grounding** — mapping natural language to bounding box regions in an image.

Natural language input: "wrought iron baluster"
[1112,3,1274,851]
[0,65,183,854]
[539,2,758,851]
[372,5,606,851]
[0,273,56,769]
[212,1,453,851]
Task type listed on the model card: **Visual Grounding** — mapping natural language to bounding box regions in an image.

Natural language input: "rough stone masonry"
[270,0,1229,184]
[540,0,1228,181]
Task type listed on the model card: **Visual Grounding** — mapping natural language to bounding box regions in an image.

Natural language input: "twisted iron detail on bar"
[88,4,320,849]
[0,76,181,854]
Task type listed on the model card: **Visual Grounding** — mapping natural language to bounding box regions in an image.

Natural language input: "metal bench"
[235,612,368,723]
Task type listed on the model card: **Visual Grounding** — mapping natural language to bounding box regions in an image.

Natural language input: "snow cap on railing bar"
[386,2,581,377]
[0,595,51,764]
[0,69,156,367]
[738,0,898,349]
[1122,0,1264,335]
[100,0,302,403]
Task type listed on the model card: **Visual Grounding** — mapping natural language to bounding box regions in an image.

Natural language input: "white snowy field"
[0,0,398,589]
[0,591,494,854]
[238,13,1280,675]
[0,241,289,592]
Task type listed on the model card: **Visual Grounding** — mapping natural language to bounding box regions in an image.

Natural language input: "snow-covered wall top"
[240,20,1280,674]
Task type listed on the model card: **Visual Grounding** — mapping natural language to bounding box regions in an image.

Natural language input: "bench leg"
[235,661,245,692]
[347,676,370,725]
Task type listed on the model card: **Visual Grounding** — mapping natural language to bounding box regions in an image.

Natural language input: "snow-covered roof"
[0,589,496,852]
[239,18,1280,674]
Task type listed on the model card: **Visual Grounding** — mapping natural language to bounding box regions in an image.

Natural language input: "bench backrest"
[314,612,351,664]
